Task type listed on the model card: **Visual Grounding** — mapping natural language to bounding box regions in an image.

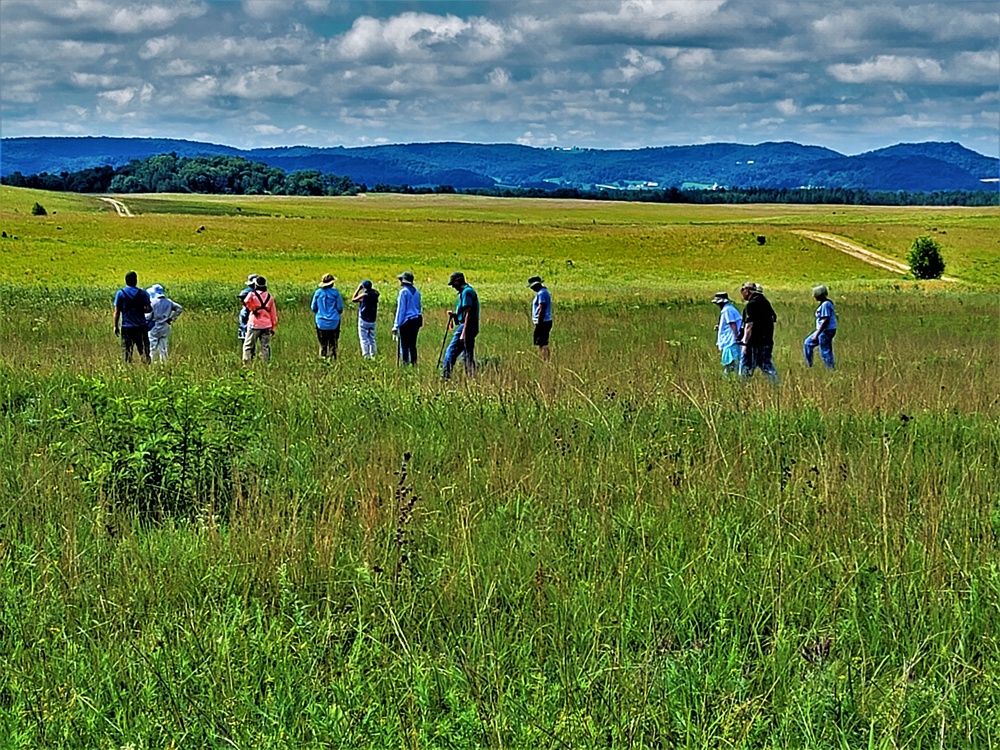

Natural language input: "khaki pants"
[243,327,272,362]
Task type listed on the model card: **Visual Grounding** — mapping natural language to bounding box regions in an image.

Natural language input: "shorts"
[533,320,553,347]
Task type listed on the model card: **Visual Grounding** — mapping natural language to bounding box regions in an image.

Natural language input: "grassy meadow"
[1,187,999,748]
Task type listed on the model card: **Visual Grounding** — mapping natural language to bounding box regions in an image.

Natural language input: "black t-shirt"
[359,289,379,323]
[742,293,777,345]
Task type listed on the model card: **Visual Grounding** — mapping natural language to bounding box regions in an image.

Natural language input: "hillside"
[1,136,996,192]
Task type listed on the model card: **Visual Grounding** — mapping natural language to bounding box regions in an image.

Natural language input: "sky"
[1,0,998,156]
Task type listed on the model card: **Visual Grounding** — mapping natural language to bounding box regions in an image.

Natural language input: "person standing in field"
[442,271,480,379]
[737,281,779,384]
[392,271,422,366]
[242,275,277,363]
[351,279,380,359]
[113,270,152,364]
[310,273,344,359]
[145,284,184,362]
[804,284,837,369]
[711,291,742,376]
[238,273,257,341]
[527,275,552,361]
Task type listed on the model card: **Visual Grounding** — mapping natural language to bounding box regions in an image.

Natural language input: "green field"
[1,187,999,748]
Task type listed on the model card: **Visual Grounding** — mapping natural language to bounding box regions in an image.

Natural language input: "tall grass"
[1,286,998,748]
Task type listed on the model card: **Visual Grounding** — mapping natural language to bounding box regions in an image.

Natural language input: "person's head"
[246,273,258,286]
[147,284,165,298]
[125,270,138,287]
[448,271,466,290]
[711,291,731,307]
[255,276,268,291]
[527,275,544,291]
[739,281,757,300]
[397,271,415,286]
[360,279,372,290]
[318,273,336,288]
[812,284,828,301]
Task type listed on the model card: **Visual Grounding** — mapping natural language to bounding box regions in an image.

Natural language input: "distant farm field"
[1,187,998,749]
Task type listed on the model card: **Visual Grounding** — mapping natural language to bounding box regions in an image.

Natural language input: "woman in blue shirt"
[311,273,344,358]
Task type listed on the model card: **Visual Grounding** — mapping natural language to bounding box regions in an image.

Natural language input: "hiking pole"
[436,315,454,369]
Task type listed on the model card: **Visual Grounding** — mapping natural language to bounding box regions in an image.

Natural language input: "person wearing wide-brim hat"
[237,273,259,341]
[310,273,344,359]
[392,271,423,366]
[145,283,184,363]
[243,275,278,363]
[442,271,480,379]
[711,291,741,377]
[527,276,553,362]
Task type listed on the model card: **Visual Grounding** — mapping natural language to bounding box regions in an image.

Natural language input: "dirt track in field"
[792,230,958,282]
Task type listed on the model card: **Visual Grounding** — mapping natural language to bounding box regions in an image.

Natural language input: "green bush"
[30,201,47,216]
[908,235,946,279]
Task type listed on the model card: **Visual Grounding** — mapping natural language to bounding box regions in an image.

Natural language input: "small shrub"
[908,236,946,279]
[30,202,47,216]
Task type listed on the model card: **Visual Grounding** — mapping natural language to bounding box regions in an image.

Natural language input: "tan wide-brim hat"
[319,273,336,288]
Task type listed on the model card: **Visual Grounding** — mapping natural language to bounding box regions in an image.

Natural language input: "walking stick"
[436,315,454,369]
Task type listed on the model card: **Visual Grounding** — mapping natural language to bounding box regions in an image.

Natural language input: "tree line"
[1,153,364,196]
[3,152,996,206]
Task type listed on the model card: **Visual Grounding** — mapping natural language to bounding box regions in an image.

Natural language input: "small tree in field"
[30,202,47,216]
[908,236,945,279]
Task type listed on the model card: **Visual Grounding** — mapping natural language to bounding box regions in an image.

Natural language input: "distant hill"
[2,136,997,192]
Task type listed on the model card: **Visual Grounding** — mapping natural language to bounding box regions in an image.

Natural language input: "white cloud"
[775,99,798,116]
[828,55,946,84]
[98,87,139,106]
[253,124,284,135]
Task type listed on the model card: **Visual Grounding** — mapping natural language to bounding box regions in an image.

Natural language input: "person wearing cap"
[392,271,423,365]
[351,279,380,359]
[711,291,742,376]
[310,273,344,359]
[804,284,837,369]
[442,271,480,379]
[737,281,779,383]
[527,276,553,361]
[238,273,258,341]
[243,276,278,363]
[145,284,184,362]
[113,270,152,364]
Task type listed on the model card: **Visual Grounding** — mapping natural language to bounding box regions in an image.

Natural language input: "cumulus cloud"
[0,0,996,154]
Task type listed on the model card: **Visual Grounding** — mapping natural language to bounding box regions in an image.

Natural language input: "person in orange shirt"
[242,276,277,363]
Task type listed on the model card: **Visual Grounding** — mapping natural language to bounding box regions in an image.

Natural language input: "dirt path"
[792,230,959,282]
[98,196,134,217]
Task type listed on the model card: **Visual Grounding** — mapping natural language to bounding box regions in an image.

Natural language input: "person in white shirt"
[145,284,183,362]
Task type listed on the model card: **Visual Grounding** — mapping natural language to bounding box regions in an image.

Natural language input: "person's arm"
[268,298,277,332]
[169,301,184,323]
[727,320,739,339]
[741,321,753,345]
[351,285,365,303]
[535,298,548,323]
[113,306,121,336]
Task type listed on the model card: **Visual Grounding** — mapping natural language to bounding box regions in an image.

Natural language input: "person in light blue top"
[392,271,423,366]
[527,276,552,361]
[310,273,344,358]
[711,291,742,376]
[804,284,837,369]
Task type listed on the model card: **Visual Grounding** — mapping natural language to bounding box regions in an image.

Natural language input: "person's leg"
[330,326,341,359]
[121,328,134,363]
[316,327,326,357]
[441,331,464,379]
[400,320,418,365]
[739,345,754,379]
[819,330,836,369]
[358,320,368,357]
[366,323,377,357]
[259,330,272,362]
[149,331,164,362]
[760,345,780,384]
[243,328,259,363]
[463,334,477,377]
[804,334,817,366]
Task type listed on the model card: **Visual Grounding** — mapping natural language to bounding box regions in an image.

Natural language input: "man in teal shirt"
[442,271,479,379]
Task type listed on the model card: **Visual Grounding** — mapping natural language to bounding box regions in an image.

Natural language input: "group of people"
[114,269,835,379]
[712,281,837,382]
[112,270,184,363]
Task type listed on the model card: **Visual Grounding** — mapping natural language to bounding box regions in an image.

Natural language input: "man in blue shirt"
[804,284,838,369]
[527,276,552,361]
[113,270,152,363]
[442,271,479,379]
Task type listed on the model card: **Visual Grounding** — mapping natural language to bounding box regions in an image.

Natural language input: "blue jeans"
[804,329,836,369]
[740,344,779,383]
[442,327,477,379]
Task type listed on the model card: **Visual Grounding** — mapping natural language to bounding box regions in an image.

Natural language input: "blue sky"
[1,0,997,155]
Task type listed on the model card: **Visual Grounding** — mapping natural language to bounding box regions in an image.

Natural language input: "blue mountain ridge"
[1,136,997,192]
